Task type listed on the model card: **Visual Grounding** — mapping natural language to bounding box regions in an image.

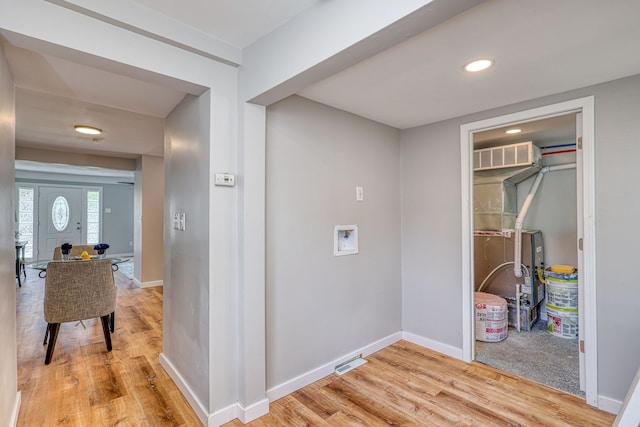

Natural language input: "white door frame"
[459,96,598,406]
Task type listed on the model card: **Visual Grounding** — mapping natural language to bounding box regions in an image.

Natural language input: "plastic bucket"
[474,292,508,342]
[546,278,578,310]
[546,304,578,339]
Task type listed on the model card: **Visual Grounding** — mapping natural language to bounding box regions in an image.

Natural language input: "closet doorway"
[460,97,599,406]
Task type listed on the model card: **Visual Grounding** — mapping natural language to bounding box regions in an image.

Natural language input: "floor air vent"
[335,356,367,375]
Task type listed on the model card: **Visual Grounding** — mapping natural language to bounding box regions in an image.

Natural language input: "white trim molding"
[459,96,598,407]
[207,403,239,427]
[237,398,270,424]
[598,395,623,415]
[402,331,463,360]
[10,391,21,427]
[159,352,209,425]
[266,332,402,402]
[136,279,163,288]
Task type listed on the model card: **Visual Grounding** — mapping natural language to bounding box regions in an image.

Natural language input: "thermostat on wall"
[215,173,235,186]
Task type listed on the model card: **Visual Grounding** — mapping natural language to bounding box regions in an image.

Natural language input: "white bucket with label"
[474,292,508,342]
[546,304,578,339]
[546,278,578,310]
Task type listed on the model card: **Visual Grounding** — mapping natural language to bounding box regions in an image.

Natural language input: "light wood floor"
[17,267,615,426]
[16,266,203,426]
[225,343,615,427]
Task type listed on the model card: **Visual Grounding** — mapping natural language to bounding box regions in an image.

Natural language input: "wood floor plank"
[267,395,330,426]
[347,359,471,425]
[291,385,342,420]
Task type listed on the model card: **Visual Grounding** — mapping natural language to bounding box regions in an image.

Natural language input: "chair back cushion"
[44,259,116,323]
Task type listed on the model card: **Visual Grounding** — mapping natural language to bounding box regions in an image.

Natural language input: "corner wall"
[265,96,402,390]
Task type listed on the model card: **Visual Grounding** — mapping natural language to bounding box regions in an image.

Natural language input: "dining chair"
[43,259,117,365]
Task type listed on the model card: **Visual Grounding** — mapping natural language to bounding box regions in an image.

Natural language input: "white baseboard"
[237,398,270,424]
[138,279,163,288]
[402,331,463,360]
[10,391,21,427]
[202,392,269,426]
[159,353,208,425]
[266,332,402,402]
[598,394,622,415]
[208,403,239,427]
[159,353,265,426]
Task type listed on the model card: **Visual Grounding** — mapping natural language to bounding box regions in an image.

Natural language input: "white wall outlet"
[215,173,235,186]
[356,186,364,201]
[105,207,112,213]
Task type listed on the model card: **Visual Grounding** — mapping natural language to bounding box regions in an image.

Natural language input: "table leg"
[15,247,21,287]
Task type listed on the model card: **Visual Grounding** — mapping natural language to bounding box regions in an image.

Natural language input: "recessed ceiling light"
[463,59,494,72]
[505,128,522,134]
[74,125,102,135]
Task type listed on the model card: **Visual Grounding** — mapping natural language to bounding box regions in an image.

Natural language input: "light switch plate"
[173,212,180,230]
[179,212,186,231]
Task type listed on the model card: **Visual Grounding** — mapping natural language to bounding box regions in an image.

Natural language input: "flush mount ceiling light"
[463,58,494,72]
[505,128,522,134]
[74,125,102,135]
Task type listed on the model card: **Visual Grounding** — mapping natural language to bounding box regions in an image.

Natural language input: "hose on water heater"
[477,261,530,293]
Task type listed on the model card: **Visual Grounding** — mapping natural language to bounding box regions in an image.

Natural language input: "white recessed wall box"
[334,225,359,256]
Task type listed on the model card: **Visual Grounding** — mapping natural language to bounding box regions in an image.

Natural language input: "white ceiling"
[133,0,321,49]
[298,0,640,129]
[6,0,640,176]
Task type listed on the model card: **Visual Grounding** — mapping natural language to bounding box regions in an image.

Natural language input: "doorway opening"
[16,183,105,262]
[460,97,599,406]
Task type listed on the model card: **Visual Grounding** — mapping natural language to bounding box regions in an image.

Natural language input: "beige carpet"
[475,320,583,397]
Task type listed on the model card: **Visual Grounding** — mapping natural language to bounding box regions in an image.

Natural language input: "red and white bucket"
[474,292,508,342]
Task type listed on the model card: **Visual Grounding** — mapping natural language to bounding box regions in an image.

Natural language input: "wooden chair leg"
[44,323,60,365]
[100,315,112,352]
[110,311,115,333]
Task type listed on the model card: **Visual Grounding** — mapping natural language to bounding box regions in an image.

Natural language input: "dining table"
[30,257,129,278]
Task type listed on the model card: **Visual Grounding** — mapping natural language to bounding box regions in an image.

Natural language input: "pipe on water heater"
[513,163,576,278]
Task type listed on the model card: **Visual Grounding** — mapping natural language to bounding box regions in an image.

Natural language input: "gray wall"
[15,178,134,255]
[0,42,18,427]
[163,93,211,409]
[401,74,640,402]
[265,96,402,388]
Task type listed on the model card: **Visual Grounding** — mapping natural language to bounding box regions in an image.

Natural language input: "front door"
[38,187,82,260]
